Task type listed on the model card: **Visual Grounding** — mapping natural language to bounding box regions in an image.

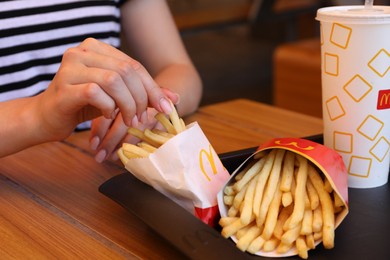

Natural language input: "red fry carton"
[217,137,349,257]
[120,122,230,227]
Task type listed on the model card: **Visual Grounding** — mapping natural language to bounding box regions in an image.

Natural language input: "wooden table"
[0,99,322,259]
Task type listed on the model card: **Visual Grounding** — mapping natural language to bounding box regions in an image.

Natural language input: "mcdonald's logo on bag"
[377,90,390,110]
[199,144,218,182]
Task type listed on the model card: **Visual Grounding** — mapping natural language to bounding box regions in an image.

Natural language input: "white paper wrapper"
[123,122,230,226]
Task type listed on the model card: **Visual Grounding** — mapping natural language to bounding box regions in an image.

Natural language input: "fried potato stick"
[296,236,309,259]
[128,127,161,148]
[151,129,175,138]
[223,195,234,206]
[252,149,277,218]
[281,222,302,246]
[233,182,249,209]
[233,156,266,192]
[117,148,129,165]
[287,155,308,229]
[222,215,254,238]
[169,102,185,133]
[306,234,316,250]
[300,209,313,235]
[262,237,279,252]
[241,174,260,225]
[237,225,262,252]
[247,235,265,254]
[144,129,171,145]
[308,164,335,249]
[280,151,295,192]
[306,176,320,210]
[261,180,282,240]
[154,112,176,134]
[224,185,235,196]
[219,217,238,227]
[282,191,293,207]
[257,149,286,227]
[137,142,157,153]
[276,242,293,254]
[312,206,323,233]
[273,205,293,240]
[122,143,150,158]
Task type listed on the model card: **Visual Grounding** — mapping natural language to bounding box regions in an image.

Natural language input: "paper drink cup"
[317,5,390,188]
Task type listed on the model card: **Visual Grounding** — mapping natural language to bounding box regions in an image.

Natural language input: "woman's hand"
[36,38,173,142]
[89,87,179,163]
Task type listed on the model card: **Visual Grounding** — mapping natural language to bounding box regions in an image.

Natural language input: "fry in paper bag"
[118,105,230,226]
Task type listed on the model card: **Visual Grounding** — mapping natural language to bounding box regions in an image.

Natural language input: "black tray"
[99,135,390,259]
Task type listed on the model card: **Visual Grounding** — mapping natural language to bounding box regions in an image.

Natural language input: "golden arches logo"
[378,90,390,110]
[199,144,218,182]
[274,140,314,151]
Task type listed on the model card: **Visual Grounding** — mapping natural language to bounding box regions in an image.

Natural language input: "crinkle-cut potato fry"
[118,104,186,164]
[219,148,346,259]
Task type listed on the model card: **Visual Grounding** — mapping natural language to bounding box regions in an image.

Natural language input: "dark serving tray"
[99,135,390,259]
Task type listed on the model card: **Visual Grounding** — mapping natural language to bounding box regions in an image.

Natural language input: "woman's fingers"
[78,38,172,115]
[69,46,149,119]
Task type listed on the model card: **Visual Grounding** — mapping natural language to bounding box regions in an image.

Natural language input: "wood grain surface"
[0,99,322,258]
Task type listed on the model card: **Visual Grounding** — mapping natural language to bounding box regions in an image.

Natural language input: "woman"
[0,0,203,161]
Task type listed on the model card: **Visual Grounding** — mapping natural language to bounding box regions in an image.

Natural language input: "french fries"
[219,148,345,259]
[118,103,185,164]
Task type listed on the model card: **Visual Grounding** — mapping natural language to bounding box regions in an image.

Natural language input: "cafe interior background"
[166,0,390,118]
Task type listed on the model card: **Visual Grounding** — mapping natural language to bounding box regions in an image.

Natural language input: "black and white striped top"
[0,0,126,102]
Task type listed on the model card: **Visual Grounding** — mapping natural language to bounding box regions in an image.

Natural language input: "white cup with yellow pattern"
[317,5,390,188]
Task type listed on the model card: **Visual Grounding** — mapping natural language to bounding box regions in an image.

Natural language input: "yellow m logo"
[274,140,314,151]
[379,92,390,108]
[199,144,218,182]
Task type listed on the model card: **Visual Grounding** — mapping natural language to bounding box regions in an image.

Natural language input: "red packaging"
[217,138,349,257]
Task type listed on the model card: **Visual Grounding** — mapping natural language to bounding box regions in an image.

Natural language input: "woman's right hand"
[35,38,173,143]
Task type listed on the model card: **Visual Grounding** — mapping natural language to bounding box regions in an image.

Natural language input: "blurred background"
[166,0,390,118]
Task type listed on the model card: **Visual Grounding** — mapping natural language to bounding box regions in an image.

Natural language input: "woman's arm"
[120,0,203,116]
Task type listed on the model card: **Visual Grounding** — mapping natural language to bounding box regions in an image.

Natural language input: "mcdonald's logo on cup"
[377,89,390,110]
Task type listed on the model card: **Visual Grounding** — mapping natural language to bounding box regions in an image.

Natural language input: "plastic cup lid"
[316,5,390,24]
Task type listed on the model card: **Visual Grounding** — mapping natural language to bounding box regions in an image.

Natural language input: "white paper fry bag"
[123,122,230,226]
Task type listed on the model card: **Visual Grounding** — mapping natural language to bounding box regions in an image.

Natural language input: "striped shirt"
[0,0,125,102]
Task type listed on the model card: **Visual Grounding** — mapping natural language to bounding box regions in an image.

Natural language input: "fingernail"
[132,115,139,127]
[90,136,100,151]
[173,93,180,105]
[160,97,172,114]
[141,111,148,124]
[95,149,107,163]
